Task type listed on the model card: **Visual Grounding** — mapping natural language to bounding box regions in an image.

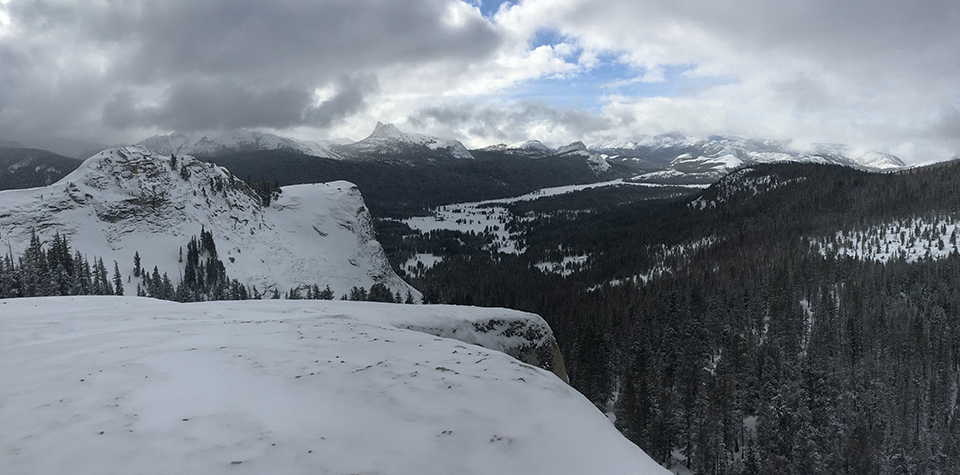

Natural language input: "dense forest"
[375,160,960,474]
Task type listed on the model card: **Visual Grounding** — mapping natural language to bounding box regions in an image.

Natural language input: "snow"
[556,141,589,157]
[854,151,906,170]
[0,296,668,475]
[0,146,417,299]
[404,252,444,273]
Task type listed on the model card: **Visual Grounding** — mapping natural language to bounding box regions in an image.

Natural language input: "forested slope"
[379,160,960,473]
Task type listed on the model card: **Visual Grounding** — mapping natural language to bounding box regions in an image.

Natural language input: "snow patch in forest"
[812,215,960,263]
[536,254,588,276]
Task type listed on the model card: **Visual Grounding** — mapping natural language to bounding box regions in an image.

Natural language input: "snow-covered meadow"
[0,296,667,475]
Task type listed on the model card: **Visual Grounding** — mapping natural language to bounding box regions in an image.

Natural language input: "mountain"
[6,135,111,159]
[588,134,906,184]
[0,296,667,475]
[334,122,475,162]
[0,145,417,299]
[478,140,554,158]
[853,150,905,170]
[0,147,82,190]
[137,130,343,159]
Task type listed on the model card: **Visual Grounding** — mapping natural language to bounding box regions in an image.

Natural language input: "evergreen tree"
[113,261,123,295]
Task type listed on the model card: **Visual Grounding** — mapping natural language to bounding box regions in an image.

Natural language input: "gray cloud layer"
[0,0,958,160]
[0,0,499,144]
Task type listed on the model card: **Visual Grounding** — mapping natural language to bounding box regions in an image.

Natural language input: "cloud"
[408,100,613,146]
[103,75,379,131]
[1,0,959,161]
[0,0,500,143]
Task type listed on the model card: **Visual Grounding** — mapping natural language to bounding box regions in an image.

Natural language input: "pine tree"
[113,261,123,295]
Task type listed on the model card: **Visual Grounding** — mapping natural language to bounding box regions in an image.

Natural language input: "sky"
[1,0,958,162]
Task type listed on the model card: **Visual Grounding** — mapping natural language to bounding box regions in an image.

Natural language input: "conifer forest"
[378,161,960,474]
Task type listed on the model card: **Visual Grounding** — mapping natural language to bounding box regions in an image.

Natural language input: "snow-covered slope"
[338,122,474,161]
[0,296,668,475]
[138,130,343,159]
[853,151,906,170]
[0,145,417,299]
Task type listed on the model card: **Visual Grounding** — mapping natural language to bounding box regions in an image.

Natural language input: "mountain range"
[1,125,911,202]
[133,124,906,182]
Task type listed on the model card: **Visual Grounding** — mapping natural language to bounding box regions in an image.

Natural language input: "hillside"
[0,147,81,190]
[0,146,417,300]
[374,159,960,473]
[0,296,666,475]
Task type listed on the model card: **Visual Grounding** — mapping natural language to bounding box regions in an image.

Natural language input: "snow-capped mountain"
[588,134,906,184]
[138,130,344,159]
[336,122,475,161]
[556,141,590,157]
[0,145,418,299]
[479,140,554,158]
[853,151,906,170]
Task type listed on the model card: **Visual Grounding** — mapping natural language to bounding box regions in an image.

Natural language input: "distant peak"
[371,121,403,138]
[557,141,588,155]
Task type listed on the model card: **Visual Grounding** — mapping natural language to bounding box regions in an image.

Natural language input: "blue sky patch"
[506,58,735,112]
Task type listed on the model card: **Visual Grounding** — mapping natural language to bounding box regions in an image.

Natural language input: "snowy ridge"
[0,296,667,475]
[342,122,475,160]
[137,130,343,158]
[0,146,418,299]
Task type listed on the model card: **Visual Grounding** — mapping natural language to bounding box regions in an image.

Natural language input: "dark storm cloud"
[103,75,379,130]
[1,0,501,141]
[305,76,380,128]
[54,0,501,83]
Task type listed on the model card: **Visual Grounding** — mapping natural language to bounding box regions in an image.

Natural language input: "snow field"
[0,297,668,475]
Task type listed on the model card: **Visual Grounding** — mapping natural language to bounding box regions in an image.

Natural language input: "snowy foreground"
[0,297,667,475]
